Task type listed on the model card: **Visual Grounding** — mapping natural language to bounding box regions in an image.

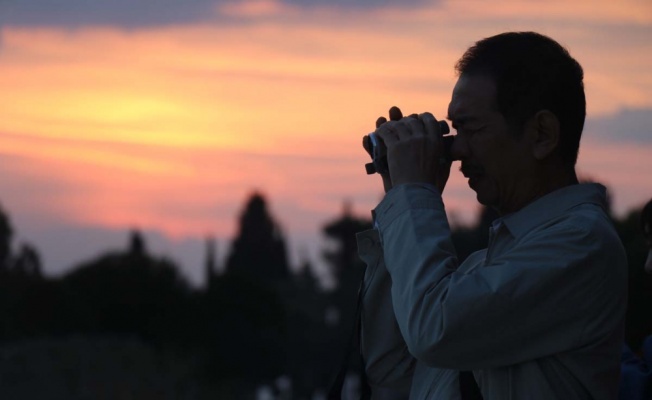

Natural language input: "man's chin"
[475,192,491,207]
[468,178,482,201]
[470,179,497,208]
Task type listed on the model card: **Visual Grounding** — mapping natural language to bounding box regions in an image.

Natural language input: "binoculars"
[365,120,453,175]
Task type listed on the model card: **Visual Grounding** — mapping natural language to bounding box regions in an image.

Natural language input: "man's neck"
[497,168,578,216]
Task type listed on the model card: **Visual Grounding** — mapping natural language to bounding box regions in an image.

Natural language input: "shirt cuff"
[373,183,443,231]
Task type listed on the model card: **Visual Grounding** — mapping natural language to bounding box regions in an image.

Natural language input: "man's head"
[642,199,652,274]
[448,32,585,214]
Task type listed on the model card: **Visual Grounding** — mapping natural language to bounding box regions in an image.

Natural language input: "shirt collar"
[500,183,609,239]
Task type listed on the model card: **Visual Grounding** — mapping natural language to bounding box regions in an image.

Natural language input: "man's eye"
[460,127,483,135]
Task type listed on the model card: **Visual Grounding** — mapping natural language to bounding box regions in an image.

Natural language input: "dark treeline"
[0,192,650,399]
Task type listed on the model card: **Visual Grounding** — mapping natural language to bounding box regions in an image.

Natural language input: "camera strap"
[327,272,371,400]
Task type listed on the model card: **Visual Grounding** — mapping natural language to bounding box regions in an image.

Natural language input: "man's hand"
[362,106,404,193]
[375,110,452,194]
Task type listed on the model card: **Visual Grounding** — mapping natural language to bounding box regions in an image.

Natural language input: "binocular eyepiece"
[365,120,453,175]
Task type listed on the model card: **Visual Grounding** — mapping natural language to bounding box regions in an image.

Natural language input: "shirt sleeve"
[374,184,626,370]
[356,229,415,391]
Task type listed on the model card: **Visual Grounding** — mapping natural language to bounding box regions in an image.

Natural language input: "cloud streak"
[0,0,431,29]
[0,0,220,28]
[584,108,652,144]
[0,0,650,279]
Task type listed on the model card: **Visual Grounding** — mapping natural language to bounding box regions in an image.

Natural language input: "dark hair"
[642,199,652,237]
[455,32,586,167]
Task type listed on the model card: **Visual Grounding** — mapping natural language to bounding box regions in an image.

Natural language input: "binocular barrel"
[365,120,453,175]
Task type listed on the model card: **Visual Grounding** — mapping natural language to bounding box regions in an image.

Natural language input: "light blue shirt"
[358,183,627,399]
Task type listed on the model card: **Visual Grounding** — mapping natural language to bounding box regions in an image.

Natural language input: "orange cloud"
[0,0,650,245]
[218,0,299,18]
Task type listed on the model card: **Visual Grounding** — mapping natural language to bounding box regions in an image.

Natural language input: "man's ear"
[527,110,560,161]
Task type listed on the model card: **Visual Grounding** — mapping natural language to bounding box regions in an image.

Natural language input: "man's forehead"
[447,75,497,121]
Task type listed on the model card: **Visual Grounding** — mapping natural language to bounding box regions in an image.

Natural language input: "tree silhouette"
[62,230,191,343]
[13,243,42,277]
[128,229,146,256]
[200,273,288,385]
[225,192,290,282]
[197,192,292,391]
[323,201,371,293]
[0,204,13,271]
[320,201,372,397]
[3,190,651,399]
[613,205,652,350]
[204,235,218,288]
[0,204,50,340]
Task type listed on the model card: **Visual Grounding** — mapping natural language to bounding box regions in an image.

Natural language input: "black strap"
[329,274,479,400]
[328,275,370,400]
[358,314,371,400]
[459,370,483,399]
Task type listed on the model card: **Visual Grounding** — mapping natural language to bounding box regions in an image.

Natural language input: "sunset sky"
[1,0,650,287]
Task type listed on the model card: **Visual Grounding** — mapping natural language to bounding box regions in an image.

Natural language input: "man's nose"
[449,133,468,161]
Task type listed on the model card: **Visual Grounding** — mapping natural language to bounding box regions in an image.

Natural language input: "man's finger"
[389,106,403,121]
[418,112,440,137]
[404,117,426,137]
[362,135,373,156]
[394,120,414,140]
[376,122,400,145]
[376,116,387,129]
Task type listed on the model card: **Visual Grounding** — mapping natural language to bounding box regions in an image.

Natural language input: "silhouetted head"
[448,32,585,214]
[642,198,652,274]
[455,31,585,169]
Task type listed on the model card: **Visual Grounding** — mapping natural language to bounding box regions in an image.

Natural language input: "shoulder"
[527,201,622,249]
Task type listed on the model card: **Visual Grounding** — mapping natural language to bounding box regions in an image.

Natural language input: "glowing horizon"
[0,0,650,283]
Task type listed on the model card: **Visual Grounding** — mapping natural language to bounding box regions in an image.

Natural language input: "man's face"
[447,74,534,214]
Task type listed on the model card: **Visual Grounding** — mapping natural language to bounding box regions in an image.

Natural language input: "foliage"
[0,193,650,398]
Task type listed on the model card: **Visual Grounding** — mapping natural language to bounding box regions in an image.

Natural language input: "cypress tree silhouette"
[0,204,13,271]
[199,193,290,390]
[204,235,218,289]
[225,192,290,282]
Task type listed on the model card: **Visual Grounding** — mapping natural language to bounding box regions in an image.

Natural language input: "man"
[358,32,627,399]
